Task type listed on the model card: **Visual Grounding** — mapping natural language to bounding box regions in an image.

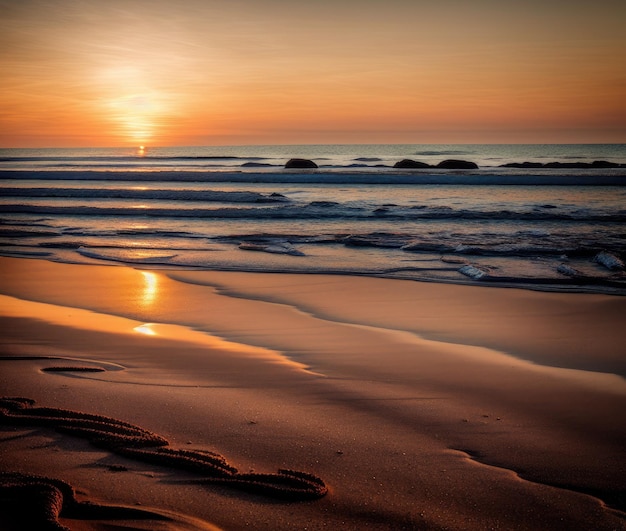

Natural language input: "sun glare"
[140,271,158,307]
[98,64,175,145]
[134,323,157,336]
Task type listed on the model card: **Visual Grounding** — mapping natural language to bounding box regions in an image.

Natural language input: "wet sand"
[0,256,625,530]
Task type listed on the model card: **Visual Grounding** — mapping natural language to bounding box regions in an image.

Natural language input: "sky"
[1,0,625,147]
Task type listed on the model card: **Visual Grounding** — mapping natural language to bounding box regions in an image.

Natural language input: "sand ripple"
[0,397,327,502]
[0,471,218,530]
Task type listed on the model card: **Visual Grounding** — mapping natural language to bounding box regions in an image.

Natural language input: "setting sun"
[0,0,624,147]
[106,92,161,144]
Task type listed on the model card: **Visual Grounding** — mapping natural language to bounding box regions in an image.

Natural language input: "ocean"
[1,144,625,294]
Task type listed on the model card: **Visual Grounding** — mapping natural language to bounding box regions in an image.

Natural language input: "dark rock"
[544,162,583,168]
[593,251,624,271]
[436,159,479,169]
[501,160,620,169]
[458,264,489,280]
[285,158,318,169]
[543,161,614,169]
[557,264,581,277]
[591,160,619,168]
[393,159,431,169]
[501,162,544,168]
[241,162,274,167]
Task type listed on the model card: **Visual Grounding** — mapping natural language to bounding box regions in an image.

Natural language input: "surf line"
[0,397,327,501]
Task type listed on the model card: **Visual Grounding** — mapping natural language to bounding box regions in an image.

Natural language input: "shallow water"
[1,144,625,293]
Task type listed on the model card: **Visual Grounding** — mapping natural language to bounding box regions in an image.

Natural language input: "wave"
[0,187,288,203]
[77,247,180,263]
[341,232,624,257]
[3,211,619,249]
[2,203,624,222]
[47,243,626,296]
[2,147,625,296]
[3,228,624,294]
[6,220,624,265]
[2,170,624,185]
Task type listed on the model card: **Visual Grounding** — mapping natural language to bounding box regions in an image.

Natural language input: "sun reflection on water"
[134,323,157,335]
[140,271,158,307]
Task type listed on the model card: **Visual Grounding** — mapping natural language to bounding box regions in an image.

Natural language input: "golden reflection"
[134,323,157,336]
[140,272,158,307]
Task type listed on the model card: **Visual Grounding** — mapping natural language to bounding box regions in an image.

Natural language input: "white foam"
[77,247,178,263]
[239,241,305,256]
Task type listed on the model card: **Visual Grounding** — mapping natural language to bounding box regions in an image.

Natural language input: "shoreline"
[1,256,625,529]
[3,251,625,298]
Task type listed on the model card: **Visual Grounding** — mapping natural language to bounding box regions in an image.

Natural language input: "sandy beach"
[0,256,625,530]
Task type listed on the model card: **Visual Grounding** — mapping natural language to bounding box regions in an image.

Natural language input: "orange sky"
[1,0,625,147]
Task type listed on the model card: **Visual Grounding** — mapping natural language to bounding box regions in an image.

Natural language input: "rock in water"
[458,265,488,280]
[285,158,318,169]
[393,159,432,169]
[500,162,544,168]
[436,159,479,169]
[591,160,620,168]
[593,251,624,271]
[557,264,581,277]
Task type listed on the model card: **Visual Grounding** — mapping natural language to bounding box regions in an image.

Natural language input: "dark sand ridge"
[1,257,625,530]
[0,397,327,501]
[0,471,219,531]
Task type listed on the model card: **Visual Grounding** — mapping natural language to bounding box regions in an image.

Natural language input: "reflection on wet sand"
[140,271,158,307]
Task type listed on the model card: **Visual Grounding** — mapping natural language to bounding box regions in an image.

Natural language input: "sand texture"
[0,257,625,530]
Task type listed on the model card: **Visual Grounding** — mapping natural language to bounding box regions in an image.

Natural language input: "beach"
[3,0,626,523]
[0,255,624,530]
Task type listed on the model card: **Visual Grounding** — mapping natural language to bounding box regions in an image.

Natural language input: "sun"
[106,93,158,145]
[99,66,174,146]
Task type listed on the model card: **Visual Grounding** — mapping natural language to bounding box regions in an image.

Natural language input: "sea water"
[1,144,625,294]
